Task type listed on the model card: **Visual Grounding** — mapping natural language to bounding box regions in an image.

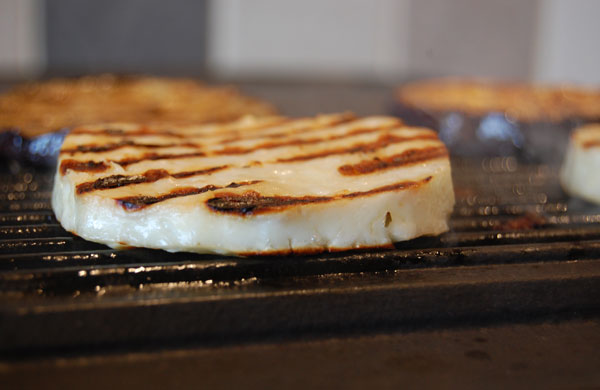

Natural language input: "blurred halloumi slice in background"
[561,124,600,204]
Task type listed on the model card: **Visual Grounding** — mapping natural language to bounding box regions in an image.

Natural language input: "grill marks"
[60,159,109,175]
[76,166,228,194]
[71,127,187,138]
[575,125,600,149]
[277,133,438,163]
[218,114,358,144]
[60,116,446,212]
[61,141,135,154]
[60,140,201,155]
[58,121,401,169]
[214,124,399,156]
[65,128,435,182]
[116,180,262,211]
[76,170,170,194]
[114,152,207,167]
[71,115,355,144]
[338,146,449,176]
[206,177,433,215]
[583,140,600,149]
[70,117,292,144]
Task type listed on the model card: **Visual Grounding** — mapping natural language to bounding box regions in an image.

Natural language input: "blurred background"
[0,0,599,85]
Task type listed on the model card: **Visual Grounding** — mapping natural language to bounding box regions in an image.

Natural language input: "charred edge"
[277,133,439,163]
[75,165,228,194]
[60,141,201,155]
[71,127,187,138]
[219,114,359,144]
[116,180,262,211]
[339,177,432,198]
[338,146,449,176]
[214,124,400,155]
[76,169,169,194]
[583,140,600,149]
[59,159,109,175]
[115,151,206,167]
[206,176,432,216]
[71,128,126,136]
[60,141,134,154]
[206,191,331,215]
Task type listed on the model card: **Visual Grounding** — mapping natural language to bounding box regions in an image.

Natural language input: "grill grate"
[1,157,600,356]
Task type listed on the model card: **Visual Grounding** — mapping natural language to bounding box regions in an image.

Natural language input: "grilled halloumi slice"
[560,124,600,204]
[52,113,455,255]
[0,75,275,137]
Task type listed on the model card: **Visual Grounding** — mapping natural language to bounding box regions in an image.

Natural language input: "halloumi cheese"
[52,113,455,255]
[0,75,275,137]
[560,124,600,204]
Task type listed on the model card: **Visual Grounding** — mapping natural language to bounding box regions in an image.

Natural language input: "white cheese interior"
[560,124,600,204]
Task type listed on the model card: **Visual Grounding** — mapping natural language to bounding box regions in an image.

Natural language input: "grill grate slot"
[0,224,68,239]
[0,212,56,225]
[2,240,600,295]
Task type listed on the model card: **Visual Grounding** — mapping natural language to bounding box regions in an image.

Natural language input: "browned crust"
[396,78,600,122]
[76,169,169,194]
[60,141,201,155]
[70,142,443,194]
[0,75,277,137]
[277,133,438,163]
[70,115,357,145]
[114,152,207,167]
[59,123,418,170]
[338,146,448,176]
[61,124,398,160]
[59,159,109,175]
[75,165,228,194]
[214,124,399,156]
[205,176,432,216]
[71,118,293,140]
[583,140,600,149]
[219,114,359,144]
[115,180,262,211]
[70,127,187,138]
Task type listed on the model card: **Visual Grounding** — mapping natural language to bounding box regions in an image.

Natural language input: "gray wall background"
[45,0,207,76]
[0,0,599,84]
[407,0,539,80]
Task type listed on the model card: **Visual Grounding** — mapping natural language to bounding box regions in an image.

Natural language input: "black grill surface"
[1,156,600,358]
